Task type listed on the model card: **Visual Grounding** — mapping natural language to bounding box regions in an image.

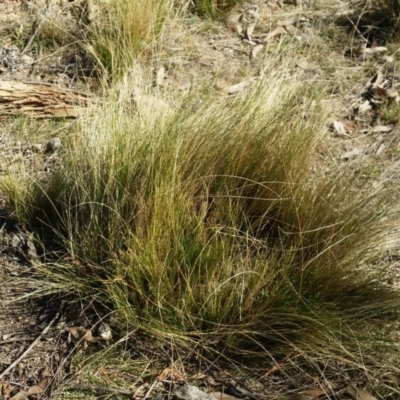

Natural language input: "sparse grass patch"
[380,100,400,124]
[191,0,243,17]
[34,19,77,50]
[2,62,400,380]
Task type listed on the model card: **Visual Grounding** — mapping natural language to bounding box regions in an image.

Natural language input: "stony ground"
[1,0,400,399]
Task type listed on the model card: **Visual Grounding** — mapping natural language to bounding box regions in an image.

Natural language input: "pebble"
[45,137,62,153]
[97,323,112,341]
[19,55,33,65]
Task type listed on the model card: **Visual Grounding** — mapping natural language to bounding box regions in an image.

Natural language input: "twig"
[67,383,135,398]
[144,379,159,400]
[0,304,61,379]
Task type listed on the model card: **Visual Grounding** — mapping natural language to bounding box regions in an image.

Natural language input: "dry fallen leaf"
[9,392,28,400]
[340,148,362,159]
[371,69,385,88]
[246,22,257,40]
[1,379,15,397]
[332,120,347,136]
[345,385,377,400]
[310,376,320,384]
[156,66,166,86]
[383,55,394,63]
[10,378,49,400]
[264,26,286,42]
[371,125,394,133]
[42,366,52,378]
[375,85,400,103]
[376,142,385,156]
[67,326,93,342]
[284,24,297,35]
[67,326,110,343]
[354,43,387,62]
[365,46,388,54]
[223,78,256,94]
[157,367,184,382]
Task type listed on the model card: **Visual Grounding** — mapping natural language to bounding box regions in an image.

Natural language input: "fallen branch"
[0,80,92,118]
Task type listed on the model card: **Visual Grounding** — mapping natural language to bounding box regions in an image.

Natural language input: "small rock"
[175,385,215,400]
[45,137,62,153]
[97,323,112,341]
[19,55,33,65]
[11,234,23,248]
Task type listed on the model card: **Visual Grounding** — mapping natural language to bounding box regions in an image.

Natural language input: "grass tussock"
[2,66,400,365]
[84,0,174,79]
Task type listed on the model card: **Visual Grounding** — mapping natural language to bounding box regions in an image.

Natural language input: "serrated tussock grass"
[84,0,174,79]
[2,68,400,366]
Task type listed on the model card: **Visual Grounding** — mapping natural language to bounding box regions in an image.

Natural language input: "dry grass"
[2,0,400,397]
[19,0,176,80]
[2,64,400,378]
[83,0,175,79]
